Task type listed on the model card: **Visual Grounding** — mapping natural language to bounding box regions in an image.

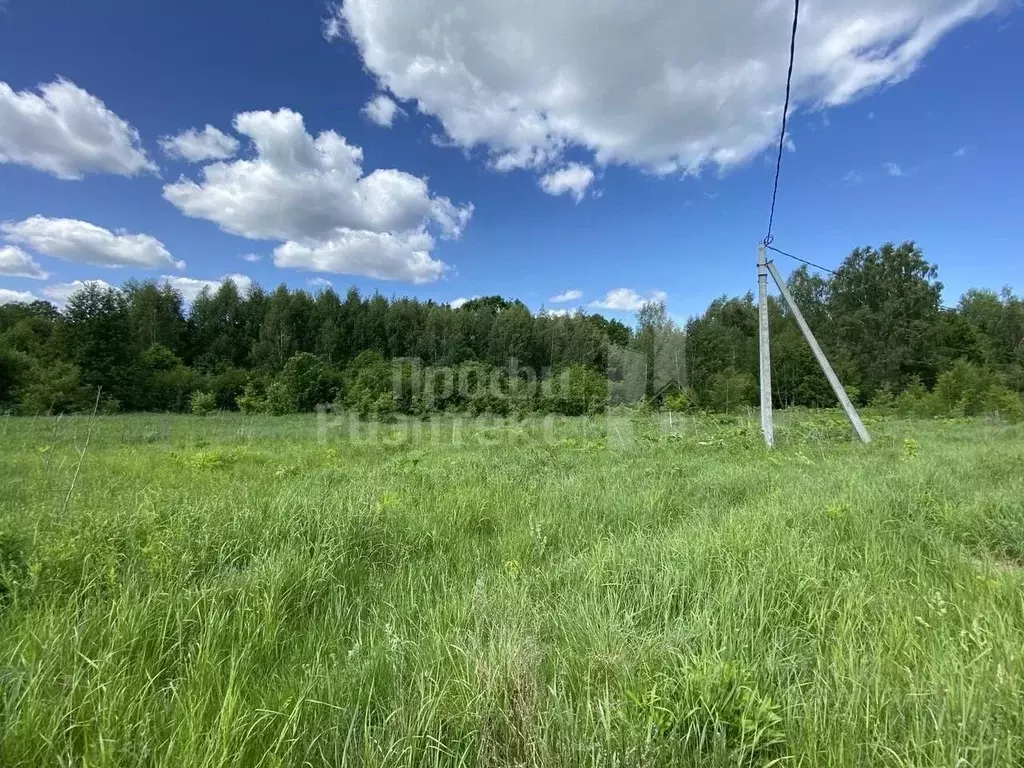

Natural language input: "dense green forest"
[1,241,1022,419]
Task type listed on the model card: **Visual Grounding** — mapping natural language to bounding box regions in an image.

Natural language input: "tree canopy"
[1,241,1021,417]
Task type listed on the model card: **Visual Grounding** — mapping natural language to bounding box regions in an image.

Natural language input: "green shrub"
[980,383,1024,423]
[392,359,419,413]
[138,343,181,372]
[868,385,896,410]
[931,360,1024,421]
[345,351,393,414]
[702,369,756,413]
[189,390,217,416]
[236,382,267,414]
[893,376,931,416]
[543,364,608,416]
[933,359,987,415]
[892,362,1024,422]
[97,395,121,414]
[419,366,458,412]
[0,345,33,408]
[469,390,510,416]
[664,389,697,412]
[279,353,341,412]
[206,367,249,410]
[140,361,200,412]
[263,380,294,416]
[371,391,397,420]
[18,361,92,415]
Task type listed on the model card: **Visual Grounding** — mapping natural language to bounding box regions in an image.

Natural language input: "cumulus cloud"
[162,108,471,282]
[539,164,595,201]
[0,245,48,279]
[307,277,333,289]
[0,288,39,305]
[362,94,403,127]
[159,124,240,162]
[549,289,582,303]
[0,78,156,179]
[159,274,252,303]
[164,109,470,241]
[273,230,447,284]
[449,296,479,309]
[43,279,116,305]
[590,288,667,311]
[2,216,182,270]
[330,0,997,178]
[842,170,864,185]
[241,253,262,263]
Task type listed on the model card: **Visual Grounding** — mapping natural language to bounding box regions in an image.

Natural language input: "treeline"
[687,242,1023,417]
[0,241,1022,420]
[0,285,631,417]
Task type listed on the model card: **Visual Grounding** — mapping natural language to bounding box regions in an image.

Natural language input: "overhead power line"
[765,244,837,276]
[763,0,800,247]
[754,0,871,448]
[760,1,838,276]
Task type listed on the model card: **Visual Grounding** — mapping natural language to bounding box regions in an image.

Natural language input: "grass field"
[1,410,1023,767]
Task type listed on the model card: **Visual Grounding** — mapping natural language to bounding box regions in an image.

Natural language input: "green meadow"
[1,411,1022,766]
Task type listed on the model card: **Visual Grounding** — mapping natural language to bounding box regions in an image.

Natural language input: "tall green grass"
[1,411,1022,766]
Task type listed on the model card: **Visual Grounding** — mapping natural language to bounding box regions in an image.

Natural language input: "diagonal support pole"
[765,260,871,444]
[757,244,774,447]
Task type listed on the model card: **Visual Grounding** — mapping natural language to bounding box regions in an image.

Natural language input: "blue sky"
[1,0,1021,320]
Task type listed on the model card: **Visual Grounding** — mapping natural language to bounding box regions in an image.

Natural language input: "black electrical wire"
[763,0,800,247]
[765,244,837,276]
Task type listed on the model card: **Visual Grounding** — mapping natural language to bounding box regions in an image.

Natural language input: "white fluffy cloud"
[539,164,595,201]
[590,288,667,311]
[2,216,182,270]
[160,274,252,303]
[273,230,446,284]
[0,78,156,180]
[159,124,240,162]
[449,296,479,309]
[0,245,48,279]
[164,109,470,241]
[362,94,402,127]
[162,108,471,282]
[549,289,582,303]
[0,288,39,305]
[307,277,333,289]
[43,279,116,305]
[331,0,998,177]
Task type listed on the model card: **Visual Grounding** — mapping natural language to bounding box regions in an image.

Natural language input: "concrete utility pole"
[766,260,871,444]
[757,244,774,447]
